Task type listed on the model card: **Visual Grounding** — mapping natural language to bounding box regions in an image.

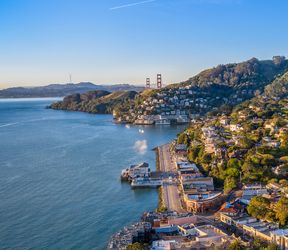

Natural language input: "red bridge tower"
[157,74,162,89]
[146,78,150,89]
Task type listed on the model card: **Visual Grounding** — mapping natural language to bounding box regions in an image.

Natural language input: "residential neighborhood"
[108,85,288,250]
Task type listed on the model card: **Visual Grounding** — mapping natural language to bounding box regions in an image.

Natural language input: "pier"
[120,144,186,212]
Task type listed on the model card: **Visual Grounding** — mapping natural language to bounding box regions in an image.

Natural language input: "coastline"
[107,142,184,249]
[107,145,165,249]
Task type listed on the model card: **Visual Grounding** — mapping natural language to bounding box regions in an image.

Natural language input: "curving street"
[158,143,186,213]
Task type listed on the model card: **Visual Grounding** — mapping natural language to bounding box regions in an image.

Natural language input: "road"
[158,143,186,213]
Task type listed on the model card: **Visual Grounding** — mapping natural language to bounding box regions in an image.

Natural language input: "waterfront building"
[121,162,150,180]
[176,158,222,213]
[183,191,222,213]
[182,176,215,192]
[155,115,171,125]
[270,229,288,250]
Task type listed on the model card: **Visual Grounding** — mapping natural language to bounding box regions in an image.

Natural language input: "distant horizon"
[1,54,287,90]
[0,81,146,90]
[1,0,288,89]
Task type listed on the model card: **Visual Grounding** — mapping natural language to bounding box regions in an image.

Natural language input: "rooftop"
[151,240,175,250]
[187,191,221,201]
[271,229,288,237]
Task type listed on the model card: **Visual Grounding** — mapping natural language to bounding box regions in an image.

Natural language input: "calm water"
[0,98,185,250]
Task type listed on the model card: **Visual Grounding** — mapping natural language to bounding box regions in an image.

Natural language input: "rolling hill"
[0,82,144,98]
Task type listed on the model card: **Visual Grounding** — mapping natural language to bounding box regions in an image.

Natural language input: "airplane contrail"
[110,0,156,10]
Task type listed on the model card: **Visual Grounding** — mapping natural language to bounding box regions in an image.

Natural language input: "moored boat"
[131,177,162,188]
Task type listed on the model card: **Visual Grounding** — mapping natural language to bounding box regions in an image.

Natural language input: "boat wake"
[0,122,19,128]
[0,117,52,129]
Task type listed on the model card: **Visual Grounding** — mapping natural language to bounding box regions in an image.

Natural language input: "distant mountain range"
[0,82,144,98]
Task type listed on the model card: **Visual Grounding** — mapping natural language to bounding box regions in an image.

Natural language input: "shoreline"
[107,142,185,249]
[107,146,162,249]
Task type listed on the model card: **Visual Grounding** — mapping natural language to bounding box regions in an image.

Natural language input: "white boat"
[131,178,162,188]
[139,129,145,134]
[155,119,171,125]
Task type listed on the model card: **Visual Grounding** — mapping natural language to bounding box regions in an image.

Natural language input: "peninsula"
[50,57,288,126]
[46,56,288,250]
[107,58,288,250]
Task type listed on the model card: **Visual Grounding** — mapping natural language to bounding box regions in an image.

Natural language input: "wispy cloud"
[190,0,242,4]
[110,0,156,10]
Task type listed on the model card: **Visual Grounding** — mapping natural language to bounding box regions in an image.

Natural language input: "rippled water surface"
[0,98,185,250]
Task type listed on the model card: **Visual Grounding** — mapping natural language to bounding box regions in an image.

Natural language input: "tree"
[201,153,212,164]
[227,158,242,170]
[224,176,237,193]
[279,179,288,187]
[275,197,288,226]
[126,243,148,250]
[188,145,202,162]
[239,136,254,149]
[264,243,279,250]
[226,167,240,178]
[260,154,276,166]
[252,237,267,249]
[228,240,244,250]
[219,104,233,114]
[247,196,272,220]
[177,133,188,145]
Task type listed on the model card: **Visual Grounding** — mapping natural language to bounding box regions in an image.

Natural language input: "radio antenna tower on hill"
[69,74,72,84]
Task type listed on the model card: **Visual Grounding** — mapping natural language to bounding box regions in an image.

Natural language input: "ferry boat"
[121,162,150,181]
[131,178,162,188]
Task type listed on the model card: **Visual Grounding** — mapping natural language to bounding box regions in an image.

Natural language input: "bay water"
[0,98,185,250]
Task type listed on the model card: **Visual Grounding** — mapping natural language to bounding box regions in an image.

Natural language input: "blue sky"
[0,0,287,88]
